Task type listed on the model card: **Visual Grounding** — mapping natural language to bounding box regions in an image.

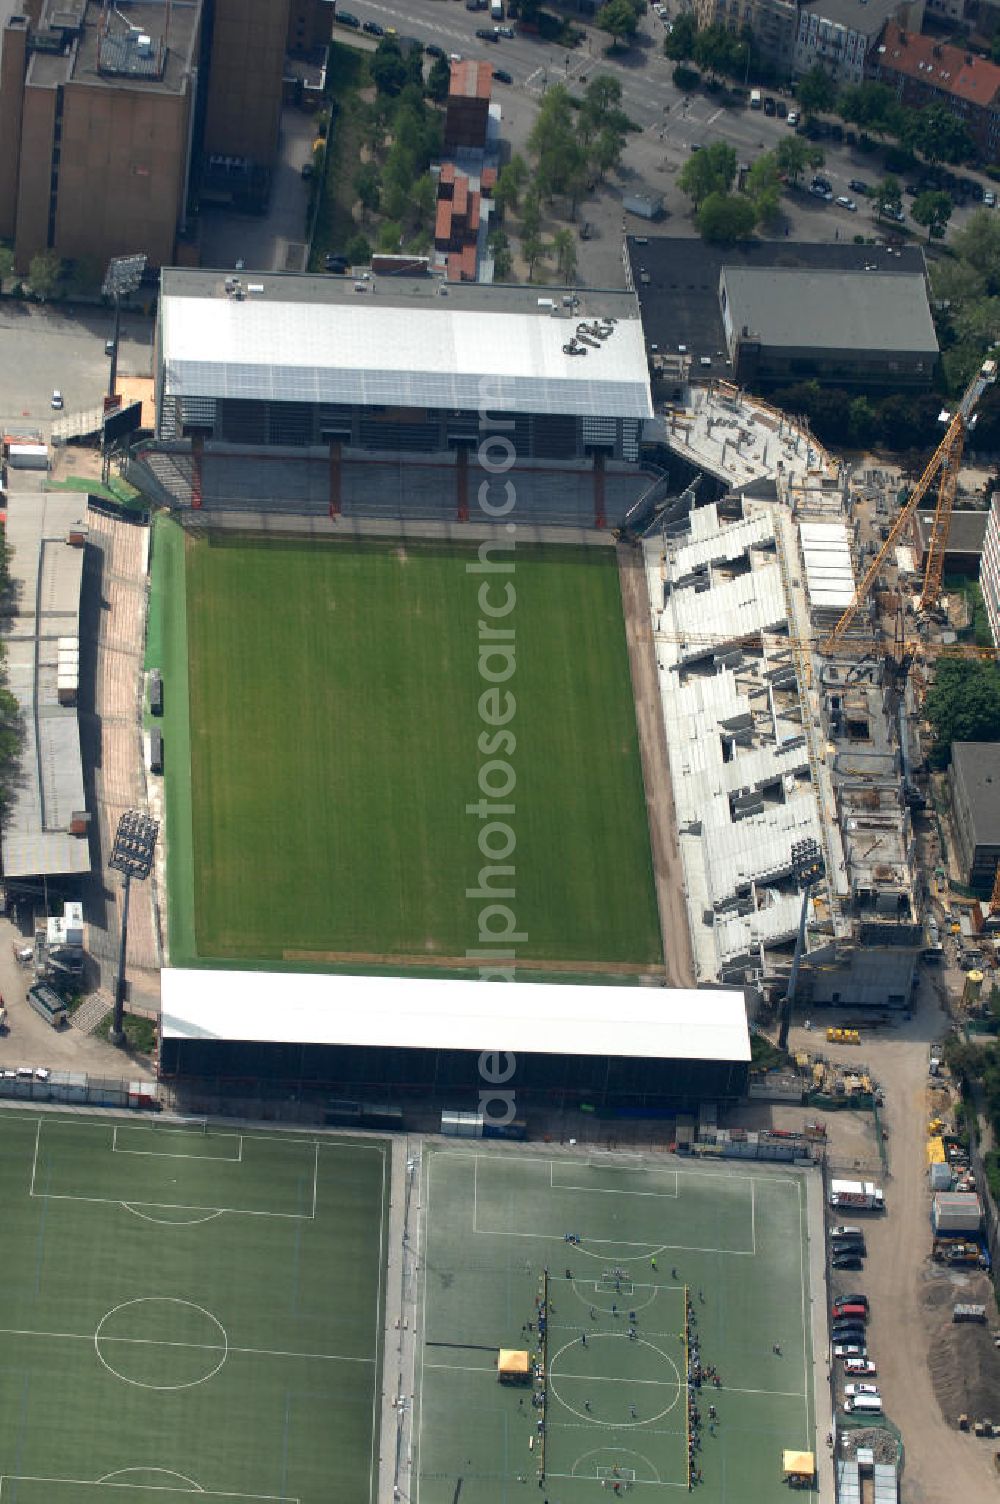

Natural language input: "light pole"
[779,838,825,1050]
[102,253,147,403]
[109,809,158,1047]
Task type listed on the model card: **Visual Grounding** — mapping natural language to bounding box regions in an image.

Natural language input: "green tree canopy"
[489,229,513,281]
[370,38,407,97]
[552,226,578,283]
[597,0,642,45]
[494,154,529,215]
[837,82,900,137]
[678,141,737,207]
[28,250,61,301]
[665,12,697,60]
[796,65,837,118]
[874,174,902,220]
[774,135,823,183]
[0,246,16,287]
[925,660,1000,765]
[902,103,974,166]
[354,164,381,221]
[911,189,953,242]
[426,55,450,103]
[696,191,756,243]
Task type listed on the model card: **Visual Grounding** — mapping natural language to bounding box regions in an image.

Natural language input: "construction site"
[637,359,999,1019]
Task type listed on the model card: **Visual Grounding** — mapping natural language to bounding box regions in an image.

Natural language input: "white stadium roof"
[161,970,751,1062]
[160,294,654,420]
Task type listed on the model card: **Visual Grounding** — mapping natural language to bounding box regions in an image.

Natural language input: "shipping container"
[932,1191,983,1235]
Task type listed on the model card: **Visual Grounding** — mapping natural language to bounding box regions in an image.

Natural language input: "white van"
[750,89,762,110]
[844,1394,882,1414]
[844,1384,880,1399]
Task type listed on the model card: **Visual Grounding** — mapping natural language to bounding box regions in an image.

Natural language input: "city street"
[336,0,992,287]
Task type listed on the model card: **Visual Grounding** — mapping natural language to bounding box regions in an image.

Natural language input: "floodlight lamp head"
[109,808,159,882]
[790,837,824,890]
[102,252,147,299]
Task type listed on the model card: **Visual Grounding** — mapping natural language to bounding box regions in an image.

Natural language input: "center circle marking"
[548,1332,682,1426]
[94,1297,228,1391]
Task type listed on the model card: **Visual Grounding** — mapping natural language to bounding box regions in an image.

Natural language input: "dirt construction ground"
[778,969,1000,1503]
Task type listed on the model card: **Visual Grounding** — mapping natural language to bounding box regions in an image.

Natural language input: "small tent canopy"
[497,1349,531,1383]
[781,1451,815,1480]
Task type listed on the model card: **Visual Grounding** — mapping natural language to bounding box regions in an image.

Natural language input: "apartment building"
[693,0,798,76]
[794,0,924,85]
[0,0,330,272]
[871,23,1000,161]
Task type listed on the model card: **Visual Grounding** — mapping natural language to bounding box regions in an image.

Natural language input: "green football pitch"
[150,520,661,972]
[416,1147,815,1504]
[0,1112,387,1504]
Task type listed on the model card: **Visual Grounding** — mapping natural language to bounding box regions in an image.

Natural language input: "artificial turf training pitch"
[152,522,661,972]
[0,1113,387,1504]
[417,1146,816,1504]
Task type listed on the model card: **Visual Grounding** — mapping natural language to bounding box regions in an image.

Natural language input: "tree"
[345,233,372,266]
[744,153,781,226]
[28,250,61,301]
[838,83,901,138]
[494,155,529,216]
[903,103,974,166]
[522,230,548,280]
[597,0,641,46]
[426,55,450,103]
[354,164,381,223]
[911,189,953,242]
[578,75,623,144]
[376,220,403,252]
[0,245,16,291]
[952,211,1000,289]
[411,173,437,232]
[796,65,837,119]
[774,135,823,185]
[489,229,513,281]
[925,659,1000,765]
[592,125,625,182]
[552,226,578,283]
[520,189,542,243]
[664,12,697,61]
[874,174,902,221]
[370,39,407,97]
[678,141,737,208]
[672,64,700,92]
[696,191,756,243]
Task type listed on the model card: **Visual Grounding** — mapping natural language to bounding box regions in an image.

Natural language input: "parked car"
[425,43,446,57]
[496,24,515,37]
[810,183,833,201]
[476,27,497,41]
[985,190,997,208]
[50,389,64,410]
[831,1226,863,1241]
[579,221,594,239]
[466,0,488,8]
[336,9,360,27]
[362,19,384,35]
[844,1383,880,1399]
[493,68,513,84]
[838,1293,870,1311]
[833,1343,867,1359]
[763,97,776,116]
[776,100,787,118]
[843,1359,877,1377]
[105,338,115,355]
[832,1253,864,1270]
[848,179,869,194]
[787,110,799,126]
[836,196,857,211]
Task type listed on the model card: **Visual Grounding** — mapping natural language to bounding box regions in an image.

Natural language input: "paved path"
[378,1137,420,1504]
[617,541,695,988]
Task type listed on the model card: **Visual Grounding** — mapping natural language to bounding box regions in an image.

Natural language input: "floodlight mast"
[778,838,825,1051]
[108,809,158,1046]
[102,253,147,402]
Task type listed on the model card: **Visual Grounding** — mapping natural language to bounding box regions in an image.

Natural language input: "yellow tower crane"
[819,359,997,658]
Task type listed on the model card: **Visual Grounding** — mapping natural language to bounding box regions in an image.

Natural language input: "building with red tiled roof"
[444,60,493,151]
[870,24,1000,160]
[434,166,484,281]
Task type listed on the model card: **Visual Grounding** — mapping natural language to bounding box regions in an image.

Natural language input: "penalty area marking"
[112,1126,244,1164]
[121,1205,225,1226]
[0,1479,299,1502]
[29,1123,319,1221]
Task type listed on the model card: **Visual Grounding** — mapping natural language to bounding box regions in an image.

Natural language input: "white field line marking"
[797,1177,811,1447]
[473,1153,479,1233]
[444,1147,802,1188]
[29,1192,314,1220]
[112,1125,242,1164]
[29,1119,40,1197]
[751,1178,756,1256]
[424,1364,679,1388]
[370,1144,388,1504]
[551,1161,680,1198]
[542,1471,687,1490]
[0,1324,374,1364]
[311,1142,319,1220]
[0,1479,299,1502]
[28,1116,384,1154]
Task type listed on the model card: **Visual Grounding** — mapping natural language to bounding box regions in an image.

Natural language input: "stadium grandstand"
[159,971,751,1113]
[138,269,659,528]
[1,490,90,881]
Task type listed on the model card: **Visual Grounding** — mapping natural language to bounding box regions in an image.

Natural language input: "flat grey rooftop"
[27,0,200,93]
[721,267,939,355]
[1,490,90,878]
[951,741,1000,847]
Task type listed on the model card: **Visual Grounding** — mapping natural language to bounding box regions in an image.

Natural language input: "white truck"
[491,0,503,18]
[749,89,762,110]
[843,1394,882,1415]
[829,1179,884,1211]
